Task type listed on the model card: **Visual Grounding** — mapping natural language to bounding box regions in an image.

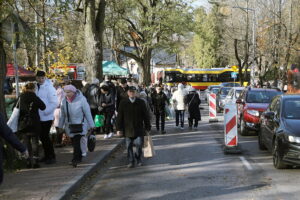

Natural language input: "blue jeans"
[175,110,185,127]
[125,136,143,163]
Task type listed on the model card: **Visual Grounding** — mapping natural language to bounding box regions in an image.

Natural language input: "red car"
[236,87,283,135]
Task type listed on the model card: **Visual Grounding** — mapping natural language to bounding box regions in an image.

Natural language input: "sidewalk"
[0,135,123,200]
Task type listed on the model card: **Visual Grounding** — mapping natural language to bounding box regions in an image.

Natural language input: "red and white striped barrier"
[223,103,241,154]
[209,93,218,123]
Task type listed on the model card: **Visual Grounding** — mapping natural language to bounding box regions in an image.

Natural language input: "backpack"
[18,101,34,132]
[85,84,100,108]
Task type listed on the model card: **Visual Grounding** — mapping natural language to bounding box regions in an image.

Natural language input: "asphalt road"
[71,103,300,200]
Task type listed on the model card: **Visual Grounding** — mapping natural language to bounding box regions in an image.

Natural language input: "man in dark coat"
[185,88,201,129]
[115,79,129,110]
[152,86,169,134]
[0,113,28,184]
[116,86,151,168]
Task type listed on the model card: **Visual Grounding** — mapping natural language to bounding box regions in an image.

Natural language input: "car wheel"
[273,139,287,169]
[240,119,248,136]
[258,128,267,150]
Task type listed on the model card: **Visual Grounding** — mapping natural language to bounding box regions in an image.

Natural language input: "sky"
[191,0,211,8]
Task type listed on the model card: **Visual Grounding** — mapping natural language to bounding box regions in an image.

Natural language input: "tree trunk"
[139,48,152,85]
[0,36,7,118]
[84,0,104,83]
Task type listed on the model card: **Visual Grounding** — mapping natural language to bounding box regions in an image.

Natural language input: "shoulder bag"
[66,101,84,134]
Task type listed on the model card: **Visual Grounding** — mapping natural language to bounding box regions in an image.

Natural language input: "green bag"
[94,114,105,127]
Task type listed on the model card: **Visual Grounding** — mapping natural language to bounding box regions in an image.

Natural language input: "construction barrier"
[209,93,218,123]
[223,103,241,154]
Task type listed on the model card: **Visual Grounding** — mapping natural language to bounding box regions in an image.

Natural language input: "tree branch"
[113,47,142,63]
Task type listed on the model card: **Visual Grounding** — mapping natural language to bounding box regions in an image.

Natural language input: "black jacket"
[18,92,46,134]
[0,113,26,184]
[116,85,129,110]
[117,98,151,138]
[152,91,169,114]
[185,92,201,120]
[98,92,115,113]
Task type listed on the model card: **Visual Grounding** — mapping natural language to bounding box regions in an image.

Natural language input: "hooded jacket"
[171,84,187,110]
[58,90,95,137]
[36,79,58,121]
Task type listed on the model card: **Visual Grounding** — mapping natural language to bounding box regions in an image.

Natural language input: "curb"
[50,139,125,200]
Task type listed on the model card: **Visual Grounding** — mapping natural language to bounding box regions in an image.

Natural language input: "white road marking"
[239,156,253,171]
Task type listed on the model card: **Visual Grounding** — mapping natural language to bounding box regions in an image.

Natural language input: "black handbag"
[88,132,96,152]
[66,101,84,134]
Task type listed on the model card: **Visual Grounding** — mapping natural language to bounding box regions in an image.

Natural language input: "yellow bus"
[164,66,250,90]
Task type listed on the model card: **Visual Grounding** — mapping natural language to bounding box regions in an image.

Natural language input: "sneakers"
[161,130,166,134]
[194,127,198,130]
[127,162,135,168]
[137,160,143,167]
[108,132,114,138]
[180,127,184,130]
[104,133,114,139]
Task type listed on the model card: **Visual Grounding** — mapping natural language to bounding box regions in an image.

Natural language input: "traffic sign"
[231,72,237,79]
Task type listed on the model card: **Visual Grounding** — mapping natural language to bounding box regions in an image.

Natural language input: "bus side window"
[219,71,232,82]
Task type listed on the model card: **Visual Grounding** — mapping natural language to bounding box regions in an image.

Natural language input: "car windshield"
[211,88,219,94]
[220,88,231,95]
[209,86,220,91]
[235,90,243,98]
[246,90,282,103]
[283,99,300,119]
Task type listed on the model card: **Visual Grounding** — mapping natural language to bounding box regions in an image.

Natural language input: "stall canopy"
[6,64,35,77]
[102,61,129,76]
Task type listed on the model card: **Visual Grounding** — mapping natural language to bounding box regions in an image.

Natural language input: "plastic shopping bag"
[143,134,155,158]
[94,114,105,127]
[7,107,20,133]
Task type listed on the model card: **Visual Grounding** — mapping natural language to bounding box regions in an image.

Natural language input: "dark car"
[219,82,241,87]
[236,87,283,135]
[259,95,300,169]
[205,85,221,101]
[216,87,231,113]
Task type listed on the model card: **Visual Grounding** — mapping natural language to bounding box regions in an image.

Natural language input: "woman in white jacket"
[58,85,95,167]
[171,83,187,129]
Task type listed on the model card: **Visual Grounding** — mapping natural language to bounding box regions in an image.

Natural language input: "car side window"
[269,97,278,112]
[274,99,281,119]
[240,90,245,100]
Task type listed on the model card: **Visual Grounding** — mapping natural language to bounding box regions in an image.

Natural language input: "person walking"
[185,87,201,130]
[18,82,46,168]
[58,85,95,167]
[117,86,151,168]
[116,79,129,110]
[53,81,65,147]
[0,113,28,184]
[98,85,115,139]
[82,78,100,120]
[101,76,116,98]
[171,83,187,130]
[152,86,169,134]
[36,71,58,164]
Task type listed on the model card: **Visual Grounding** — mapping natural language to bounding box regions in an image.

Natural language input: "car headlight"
[246,110,260,117]
[288,136,300,143]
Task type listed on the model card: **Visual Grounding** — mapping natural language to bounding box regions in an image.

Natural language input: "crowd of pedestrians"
[1,71,203,180]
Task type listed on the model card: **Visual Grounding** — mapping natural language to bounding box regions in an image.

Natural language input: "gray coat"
[58,90,95,137]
